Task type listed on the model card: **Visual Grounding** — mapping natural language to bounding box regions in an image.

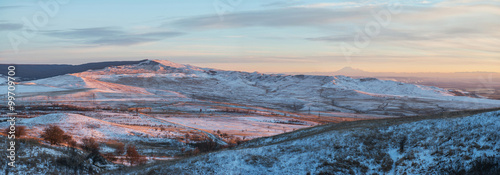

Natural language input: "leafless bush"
[114,142,125,155]
[374,152,393,172]
[317,157,369,174]
[244,155,278,168]
[191,139,219,153]
[41,125,72,145]
[5,125,26,138]
[86,123,101,129]
[81,137,99,153]
[399,136,407,153]
[126,145,146,166]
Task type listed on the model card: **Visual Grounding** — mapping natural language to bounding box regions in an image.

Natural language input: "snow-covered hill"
[0,135,116,174]
[323,76,453,98]
[4,59,500,116]
[2,60,500,174]
[20,113,135,141]
[117,110,500,175]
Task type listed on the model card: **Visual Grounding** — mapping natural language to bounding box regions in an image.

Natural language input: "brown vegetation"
[126,145,147,165]
[5,125,26,138]
[81,137,99,153]
[40,125,73,145]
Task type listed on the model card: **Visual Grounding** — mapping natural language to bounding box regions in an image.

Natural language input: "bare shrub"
[399,136,408,153]
[126,145,146,165]
[41,125,71,145]
[81,137,99,153]
[86,124,100,129]
[5,125,26,138]
[317,157,368,174]
[244,155,278,168]
[56,147,86,174]
[375,152,393,172]
[191,139,219,153]
[115,142,125,155]
[467,156,500,175]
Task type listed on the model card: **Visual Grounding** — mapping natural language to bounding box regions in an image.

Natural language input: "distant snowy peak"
[337,66,366,72]
[334,67,368,76]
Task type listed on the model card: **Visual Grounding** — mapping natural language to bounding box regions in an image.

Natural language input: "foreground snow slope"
[0,135,119,175]
[122,110,500,175]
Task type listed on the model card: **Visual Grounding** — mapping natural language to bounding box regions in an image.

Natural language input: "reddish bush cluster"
[41,125,73,145]
[126,145,146,165]
[5,125,26,139]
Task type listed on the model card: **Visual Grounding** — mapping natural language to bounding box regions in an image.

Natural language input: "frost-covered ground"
[0,110,320,159]
[1,113,189,143]
[0,112,198,159]
[159,115,315,139]
[123,110,500,175]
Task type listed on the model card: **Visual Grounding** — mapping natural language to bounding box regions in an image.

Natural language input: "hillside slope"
[113,110,500,175]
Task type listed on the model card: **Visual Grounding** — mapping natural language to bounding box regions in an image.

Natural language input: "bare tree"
[115,142,125,155]
[81,137,99,153]
[126,145,146,165]
[41,125,69,145]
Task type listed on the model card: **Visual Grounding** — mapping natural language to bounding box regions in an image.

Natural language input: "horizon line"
[1,59,499,74]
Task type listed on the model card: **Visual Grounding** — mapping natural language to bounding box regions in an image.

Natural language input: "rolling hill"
[4,59,500,117]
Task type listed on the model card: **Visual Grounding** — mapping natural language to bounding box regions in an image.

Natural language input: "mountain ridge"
[9,59,500,117]
[0,59,149,80]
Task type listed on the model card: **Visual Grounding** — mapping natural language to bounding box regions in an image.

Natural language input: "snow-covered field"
[0,109,320,158]
[14,112,216,142]
[125,110,500,175]
[159,115,314,139]
[0,112,199,158]
[14,113,182,142]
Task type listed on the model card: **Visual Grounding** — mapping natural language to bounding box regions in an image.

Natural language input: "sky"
[0,0,499,73]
